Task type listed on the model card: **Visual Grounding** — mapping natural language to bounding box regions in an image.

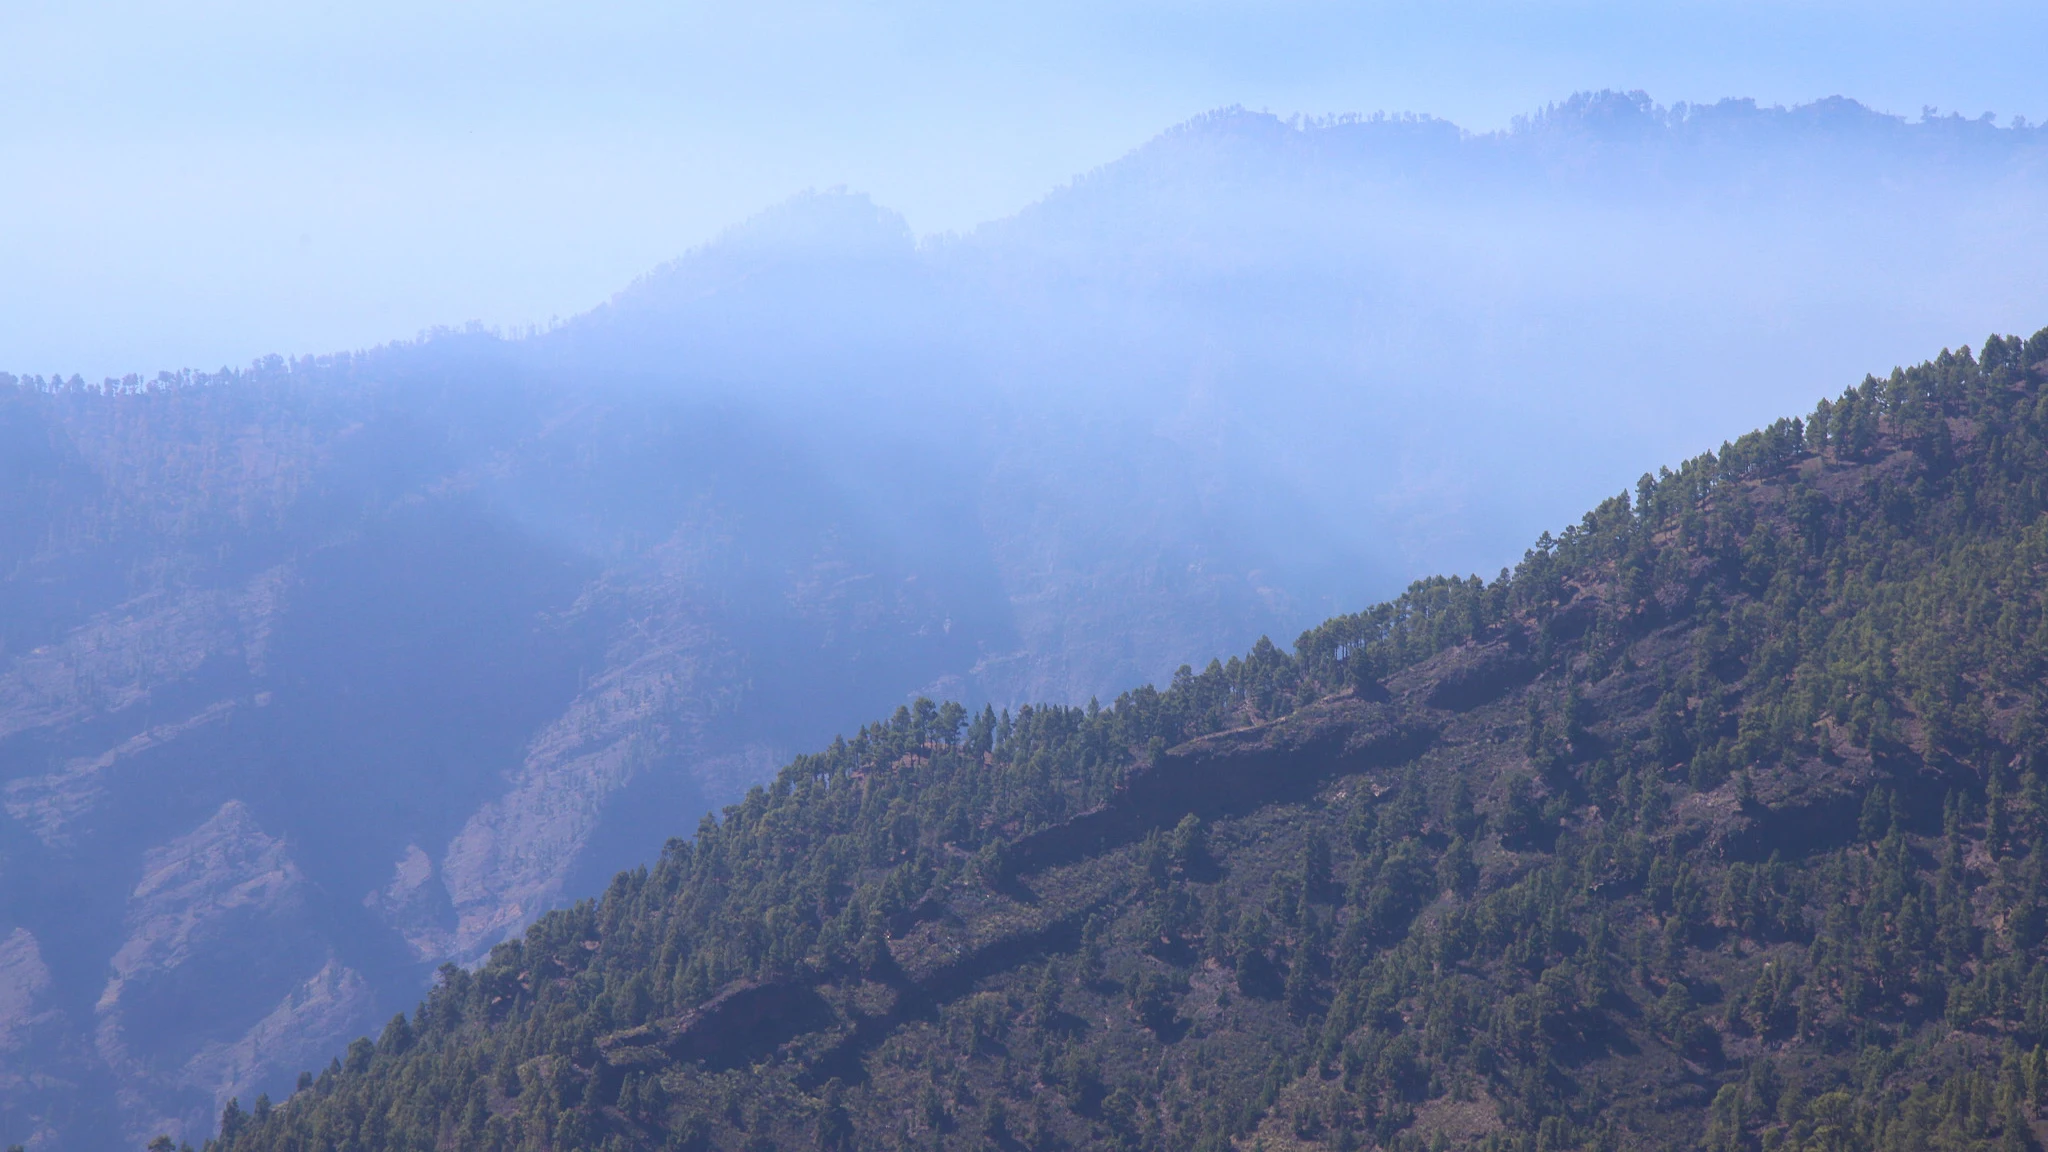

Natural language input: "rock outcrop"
[92,802,375,1146]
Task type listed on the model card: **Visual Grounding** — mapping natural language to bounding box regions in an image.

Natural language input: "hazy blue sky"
[5,0,2045,379]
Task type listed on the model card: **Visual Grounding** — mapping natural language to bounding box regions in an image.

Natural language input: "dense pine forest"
[194,327,2048,1151]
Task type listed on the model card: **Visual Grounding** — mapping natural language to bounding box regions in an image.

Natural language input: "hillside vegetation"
[205,327,2048,1152]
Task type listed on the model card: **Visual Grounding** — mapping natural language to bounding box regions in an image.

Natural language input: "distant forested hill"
[7,91,2048,1150]
[201,330,2048,1152]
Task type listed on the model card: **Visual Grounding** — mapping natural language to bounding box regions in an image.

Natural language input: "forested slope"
[207,327,2048,1151]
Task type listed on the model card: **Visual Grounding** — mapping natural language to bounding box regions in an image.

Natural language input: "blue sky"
[4,0,2045,378]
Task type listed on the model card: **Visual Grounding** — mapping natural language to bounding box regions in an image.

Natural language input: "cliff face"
[91,802,372,1145]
